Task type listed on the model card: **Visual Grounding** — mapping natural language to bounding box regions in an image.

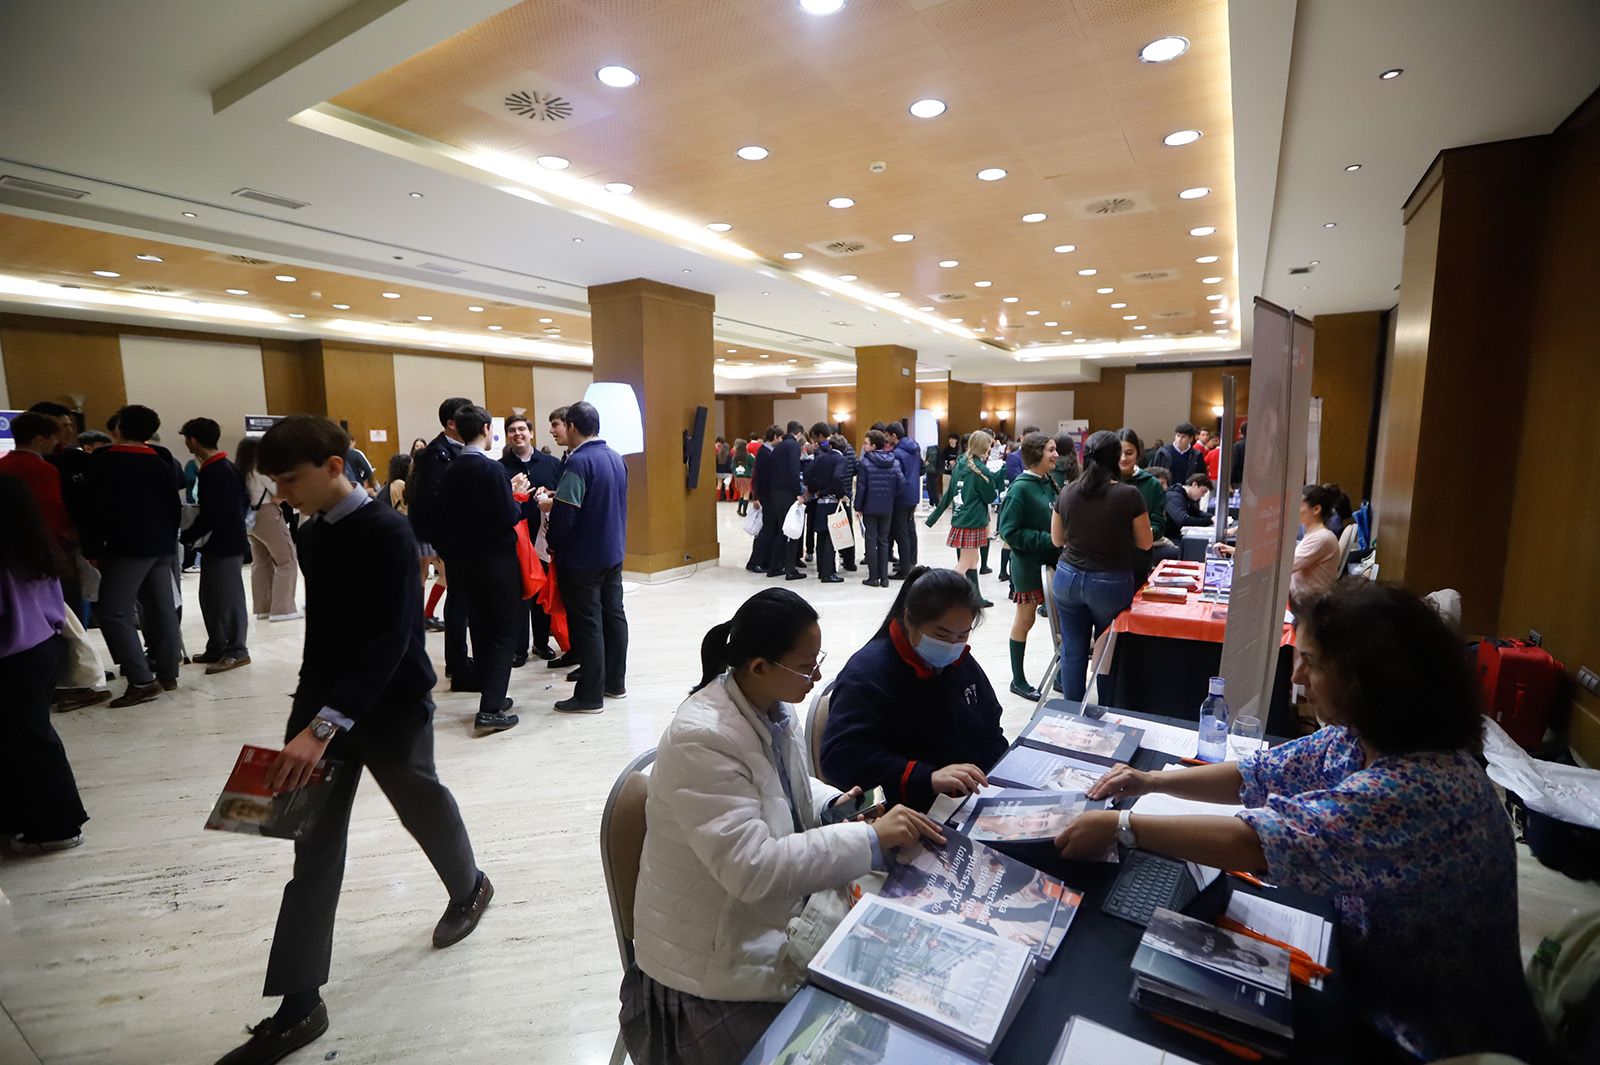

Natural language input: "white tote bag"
[781,500,806,540]
[741,506,764,538]
[826,506,855,551]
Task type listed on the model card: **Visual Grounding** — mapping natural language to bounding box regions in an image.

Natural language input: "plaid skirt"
[732,476,752,499]
[1009,584,1045,605]
[947,525,990,549]
[620,964,784,1065]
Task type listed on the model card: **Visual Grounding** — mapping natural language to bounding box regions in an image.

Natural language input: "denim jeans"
[1052,562,1138,701]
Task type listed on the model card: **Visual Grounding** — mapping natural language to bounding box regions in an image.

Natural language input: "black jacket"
[805,446,844,499]
[185,454,249,557]
[1164,484,1212,535]
[406,431,461,548]
[438,450,527,557]
[83,444,183,558]
[1154,443,1201,485]
[769,435,803,496]
[751,444,774,502]
[499,447,561,493]
[833,440,857,500]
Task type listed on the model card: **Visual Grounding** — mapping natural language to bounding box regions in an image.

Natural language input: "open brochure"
[739,986,983,1065]
[989,746,1108,794]
[1048,1015,1200,1065]
[203,744,343,840]
[882,833,1083,967]
[964,790,1096,844]
[809,895,1037,1058]
[1020,708,1142,765]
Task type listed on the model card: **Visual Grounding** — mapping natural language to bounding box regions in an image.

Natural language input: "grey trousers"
[97,555,181,686]
[198,553,249,658]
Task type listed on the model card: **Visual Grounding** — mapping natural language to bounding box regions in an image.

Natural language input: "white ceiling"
[0,0,1596,392]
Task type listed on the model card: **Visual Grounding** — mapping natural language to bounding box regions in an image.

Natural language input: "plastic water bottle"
[1197,676,1230,762]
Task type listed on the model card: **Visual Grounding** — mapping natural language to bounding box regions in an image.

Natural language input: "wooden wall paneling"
[854,345,917,436]
[1188,364,1251,434]
[980,385,1018,435]
[316,342,400,469]
[0,319,127,429]
[1072,367,1128,432]
[260,338,327,416]
[720,395,775,441]
[1308,312,1382,499]
[947,380,982,438]
[483,359,534,418]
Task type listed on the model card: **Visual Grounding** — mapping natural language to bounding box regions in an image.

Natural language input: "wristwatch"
[310,717,340,742]
[1116,808,1138,849]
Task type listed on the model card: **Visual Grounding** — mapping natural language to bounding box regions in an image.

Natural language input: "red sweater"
[0,449,73,544]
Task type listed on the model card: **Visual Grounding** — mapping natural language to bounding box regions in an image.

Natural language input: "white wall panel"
[393,353,485,452]
[1123,371,1193,448]
[773,392,827,431]
[533,366,594,424]
[1015,389,1074,434]
[119,334,268,446]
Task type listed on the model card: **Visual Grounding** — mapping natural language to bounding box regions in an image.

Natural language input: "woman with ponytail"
[624,589,945,1065]
[1290,483,1347,610]
[820,567,1009,812]
[1050,430,1152,700]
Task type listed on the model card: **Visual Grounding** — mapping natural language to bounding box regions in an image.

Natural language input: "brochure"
[989,746,1108,794]
[739,986,984,1064]
[963,790,1094,844]
[1019,708,1142,765]
[203,744,343,840]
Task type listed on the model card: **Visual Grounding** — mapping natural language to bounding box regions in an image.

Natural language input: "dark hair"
[1022,425,1040,437]
[505,413,530,431]
[870,421,887,432]
[566,400,600,437]
[875,565,985,639]
[235,436,260,481]
[77,429,111,449]
[1020,431,1051,467]
[1186,472,1214,491]
[1299,581,1483,755]
[179,416,221,449]
[692,588,819,694]
[865,428,887,449]
[410,437,429,454]
[27,400,72,419]
[548,406,569,425]
[453,405,492,443]
[1147,465,1171,489]
[785,420,805,436]
[1303,483,1353,524]
[438,397,473,428]
[10,411,58,447]
[0,474,64,580]
[1238,420,1248,438]
[1116,427,1144,457]
[1175,422,1199,438]
[763,424,781,442]
[809,420,831,439]
[1077,430,1123,500]
[115,404,160,442]
[256,415,351,476]
[386,453,411,484]
[886,421,906,439]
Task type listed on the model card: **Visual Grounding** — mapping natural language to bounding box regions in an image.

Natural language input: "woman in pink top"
[1289,483,1349,610]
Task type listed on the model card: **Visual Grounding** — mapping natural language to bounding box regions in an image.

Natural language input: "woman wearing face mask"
[624,589,945,1065]
[820,567,1009,812]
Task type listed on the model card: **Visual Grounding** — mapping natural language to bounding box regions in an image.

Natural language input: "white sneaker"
[270,611,304,622]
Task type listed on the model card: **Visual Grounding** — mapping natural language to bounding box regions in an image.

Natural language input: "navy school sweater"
[185,453,249,557]
[83,444,183,559]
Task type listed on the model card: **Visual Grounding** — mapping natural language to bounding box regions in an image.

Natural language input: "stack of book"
[1129,908,1294,1057]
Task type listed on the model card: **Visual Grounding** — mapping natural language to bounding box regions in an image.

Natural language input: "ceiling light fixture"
[716,358,726,363]
[1021,212,1046,223]
[408,191,424,199]
[92,270,121,278]
[1196,255,1219,264]
[1053,244,1076,254]
[539,317,554,324]
[1074,338,1086,343]
[604,182,634,195]
[1189,226,1216,236]
[736,145,769,161]
[1139,35,1190,63]
[1214,319,1229,325]
[1344,163,1362,172]
[827,196,855,209]
[782,251,803,259]
[800,0,845,14]
[134,254,163,263]
[1380,68,1403,80]
[1206,294,1224,301]
[571,237,584,244]
[1002,296,1019,303]
[1133,324,1147,330]
[381,291,400,299]
[1060,330,1073,336]
[948,317,963,324]
[938,259,959,268]
[882,291,900,298]
[891,232,914,242]
[1110,302,1127,308]
[332,303,350,310]
[1202,276,1223,284]
[596,65,639,88]
[1025,309,1040,316]
[467,305,484,312]
[1322,221,1338,228]
[974,280,992,287]
[536,155,571,170]
[417,315,433,321]
[1077,268,1097,276]
[1178,186,1210,200]
[288,312,306,319]
[908,98,947,118]
[1096,286,1113,294]
[839,274,858,282]
[181,211,197,218]
[759,353,770,359]
[275,274,297,282]
[706,222,732,232]
[1044,320,1057,326]
[225,287,248,295]
[488,324,503,331]
[1163,129,1202,147]
[976,167,1007,181]
[1122,314,1137,320]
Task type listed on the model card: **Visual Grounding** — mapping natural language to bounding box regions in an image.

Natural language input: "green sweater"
[732,452,753,477]
[996,470,1058,595]
[1126,468,1166,539]
[926,455,999,530]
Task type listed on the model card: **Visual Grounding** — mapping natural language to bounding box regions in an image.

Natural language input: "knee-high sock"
[1009,638,1029,688]
[979,543,990,569]
[425,583,445,618]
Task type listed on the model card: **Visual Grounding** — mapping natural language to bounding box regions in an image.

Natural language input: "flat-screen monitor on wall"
[684,404,709,490]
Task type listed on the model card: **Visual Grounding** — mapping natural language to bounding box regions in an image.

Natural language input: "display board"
[1016,389,1073,433]
[1122,371,1192,447]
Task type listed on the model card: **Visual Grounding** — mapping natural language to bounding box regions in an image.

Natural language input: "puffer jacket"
[632,673,875,1002]
[891,437,923,507]
[853,449,904,516]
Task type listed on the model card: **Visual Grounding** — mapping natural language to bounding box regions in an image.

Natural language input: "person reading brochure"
[822,567,1009,811]
[624,589,945,1065]
[213,416,492,1065]
[1054,581,1546,1064]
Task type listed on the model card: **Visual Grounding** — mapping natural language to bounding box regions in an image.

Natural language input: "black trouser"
[805,502,820,559]
[890,503,918,573]
[837,500,857,570]
[437,549,473,678]
[812,499,839,578]
[557,562,628,703]
[515,593,553,658]
[455,551,520,713]
[198,552,249,658]
[765,491,802,576]
[0,635,87,841]
[863,513,893,582]
[748,495,778,571]
[264,697,478,996]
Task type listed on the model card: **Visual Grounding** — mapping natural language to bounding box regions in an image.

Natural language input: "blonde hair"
[966,430,993,461]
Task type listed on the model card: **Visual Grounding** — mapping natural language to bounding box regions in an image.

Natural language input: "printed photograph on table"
[1019,709,1142,764]
[964,791,1097,844]
[1143,907,1291,994]
[988,746,1107,794]
[739,985,984,1065]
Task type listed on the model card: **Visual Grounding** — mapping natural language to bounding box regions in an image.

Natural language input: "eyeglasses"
[775,651,827,680]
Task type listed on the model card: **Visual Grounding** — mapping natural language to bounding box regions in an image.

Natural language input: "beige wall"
[119,333,269,446]
[393,352,487,452]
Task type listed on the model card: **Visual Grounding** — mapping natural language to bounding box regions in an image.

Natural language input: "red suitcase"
[1475,638,1564,749]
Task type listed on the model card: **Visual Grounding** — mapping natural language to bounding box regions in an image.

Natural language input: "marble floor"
[2,508,1596,1065]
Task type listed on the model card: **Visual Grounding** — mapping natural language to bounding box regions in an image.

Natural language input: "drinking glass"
[1228,715,1265,761]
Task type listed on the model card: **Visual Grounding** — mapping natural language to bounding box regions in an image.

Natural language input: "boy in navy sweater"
[215,415,491,1065]
[180,417,251,674]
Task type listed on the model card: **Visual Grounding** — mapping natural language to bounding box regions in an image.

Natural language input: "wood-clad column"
[854,344,916,433]
[260,338,326,416]
[1308,311,1384,500]
[484,360,534,419]
[947,379,982,438]
[0,315,127,429]
[588,278,717,576]
[313,341,399,468]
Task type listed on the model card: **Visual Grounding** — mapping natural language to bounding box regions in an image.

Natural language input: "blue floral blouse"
[1236,726,1544,1061]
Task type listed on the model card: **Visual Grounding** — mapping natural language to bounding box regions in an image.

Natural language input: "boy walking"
[180,417,251,673]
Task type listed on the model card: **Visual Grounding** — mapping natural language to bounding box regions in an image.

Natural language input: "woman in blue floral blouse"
[1056,581,1546,1062]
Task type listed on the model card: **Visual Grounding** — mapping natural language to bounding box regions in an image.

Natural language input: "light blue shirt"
[312,488,372,732]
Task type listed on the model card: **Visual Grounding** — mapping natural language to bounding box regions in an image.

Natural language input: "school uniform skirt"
[946,524,990,549]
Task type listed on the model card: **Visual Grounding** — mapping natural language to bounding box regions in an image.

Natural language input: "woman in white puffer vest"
[621,587,946,1065]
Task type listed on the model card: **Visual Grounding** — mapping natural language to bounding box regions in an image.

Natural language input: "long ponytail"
[691,588,820,694]
[1076,430,1123,501]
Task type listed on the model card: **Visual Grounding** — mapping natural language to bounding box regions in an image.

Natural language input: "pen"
[1226,870,1273,889]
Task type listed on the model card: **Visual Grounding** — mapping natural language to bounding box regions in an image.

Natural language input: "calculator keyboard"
[1101,849,1198,926]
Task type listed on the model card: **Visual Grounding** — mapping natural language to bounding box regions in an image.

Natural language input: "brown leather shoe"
[205,656,252,675]
[54,688,113,712]
[109,681,162,708]
[432,872,493,948]
[214,1001,328,1065]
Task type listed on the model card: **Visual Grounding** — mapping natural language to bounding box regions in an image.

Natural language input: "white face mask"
[913,632,965,670]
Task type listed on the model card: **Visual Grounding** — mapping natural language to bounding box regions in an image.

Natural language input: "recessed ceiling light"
[134,254,163,263]
[736,145,769,161]
[938,259,959,268]
[1322,221,1337,228]
[596,65,639,88]
[828,196,855,209]
[976,167,1008,181]
[1002,296,1019,303]
[1380,68,1403,80]
[275,274,297,282]
[1133,324,1148,330]
[1309,259,1321,266]
[468,305,484,312]
[1043,321,1058,327]
[882,291,900,298]
[92,269,121,278]
[948,317,964,324]
[1060,330,1073,336]
[604,182,634,195]
[1202,276,1223,284]
[782,251,804,260]
[181,211,197,218]
[544,327,561,333]
[1215,328,1230,334]
[417,315,433,321]
[1138,35,1190,63]
[381,291,400,299]
[681,268,692,274]
[408,191,424,199]
[1122,314,1138,320]
[1096,286,1114,294]
[839,274,858,282]
[1206,294,1225,301]
[706,222,732,232]
[1214,319,1229,325]
[1196,255,1219,264]
[1344,163,1362,172]
[1053,244,1076,254]
[891,232,914,242]
[225,287,248,295]
[759,353,770,359]
[1163,129,1203,147]
[800,0,845,14]
[1074,338,1086,343]
[1178,186,1210,200]
[1021,212,1046,223]
[909,98,947,118]
[1077,268,1097,276]
[288,312,306,319]
[537,317,553,324]
[1189,226,1216,237]
[1025,309,1040,316]
[571,237,584,244]
[1110,302,1127,308]
[488,325,503,331]
[331,303,350,310]
[716,357,726,363]
[918,306,934,311]
[537,155,571,170]
[974,280,992,288]
[726,348,739,353]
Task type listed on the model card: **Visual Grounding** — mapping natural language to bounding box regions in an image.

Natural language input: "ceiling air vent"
[807,235,883,257]
[418,261,466,275]
[1153,310,1192,319]
[1066,190,1154,219]
[1123,268,1179,283]
[207,253,275,267]
[1288,266,1312,275]
[928,292,971,303]
[0,174,89,199]
[133,285,179,295]
[231,187,309,210]
[504,90,574,121]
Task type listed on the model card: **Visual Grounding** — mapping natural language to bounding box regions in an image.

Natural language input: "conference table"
[987,699,1353,1064]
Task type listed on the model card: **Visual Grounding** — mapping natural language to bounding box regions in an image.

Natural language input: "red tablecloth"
[1112,590,1296,647]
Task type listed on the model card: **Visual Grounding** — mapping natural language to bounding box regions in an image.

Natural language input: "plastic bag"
[782,500,806,540]
[1483,717,1600,830]
[741,506,764,538]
